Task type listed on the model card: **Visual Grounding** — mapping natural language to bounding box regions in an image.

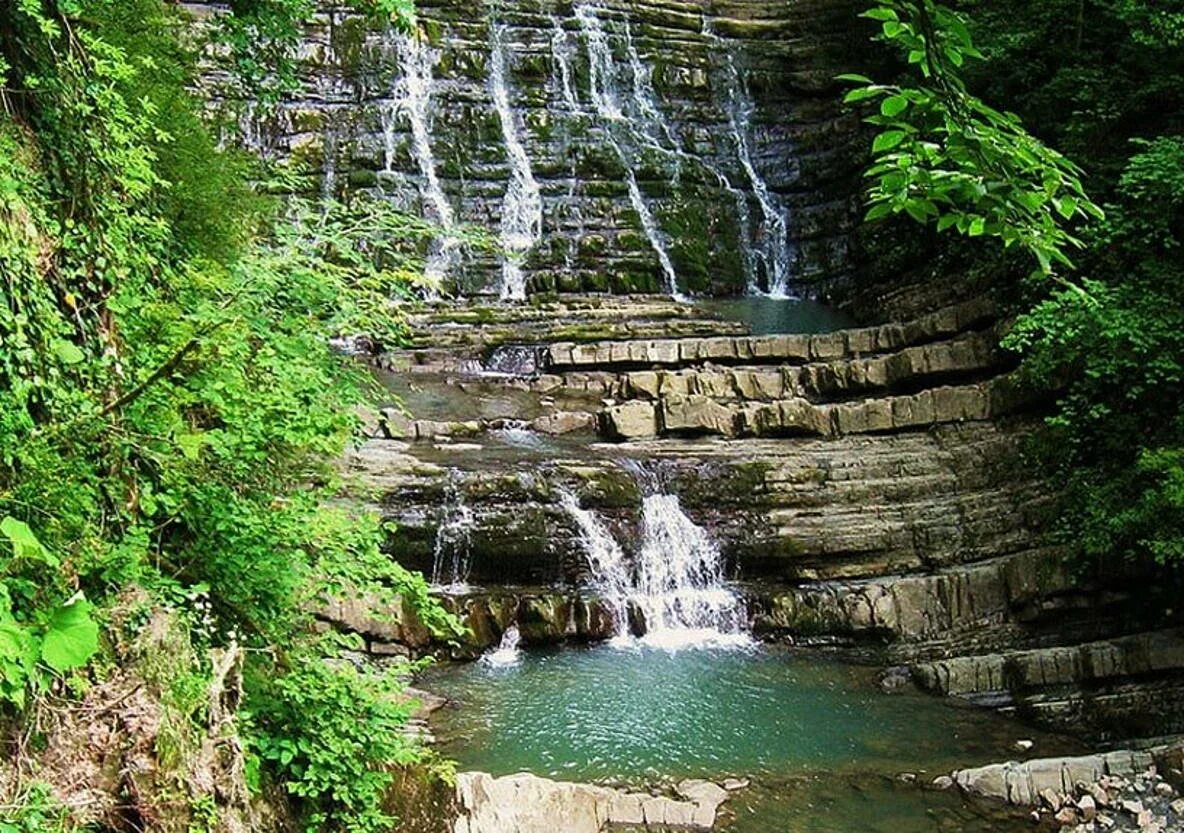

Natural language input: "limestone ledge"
[454,772,733,833]
[950,746,1176,806]
[914,630,1184,699]
[546,296,996,371]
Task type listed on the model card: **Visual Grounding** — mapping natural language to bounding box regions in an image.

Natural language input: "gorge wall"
[188,0,866,299]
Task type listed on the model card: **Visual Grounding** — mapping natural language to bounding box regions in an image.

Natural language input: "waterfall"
[480,624,522,667]
[431,477,475,593]
[633,493,749,649]
[625,169,685,301]
[571,4,685,300]
[720,48,794,298]
[558,491,633,641]
[320,126,338,201]
[387,31,458,290]
[559,487,750,650]
[490,23,543,302]
[550,16,580,111]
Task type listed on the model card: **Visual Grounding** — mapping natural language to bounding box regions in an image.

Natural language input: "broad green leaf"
[41,598,99,672]
[880,95,909,117]
[872,130,907,152]
[52,339,84,364]
[844,87,885,104]
[0,516,57,566]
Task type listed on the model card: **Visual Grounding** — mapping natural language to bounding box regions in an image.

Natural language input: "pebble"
[1122,800,1145,816]
[721,778,749,791]
[1153,782,1173,798]
[930,775,954,791]
[1055,807,1079,826]
[1078,794,1098,822]
[1015,739,1035,752]
[1170,798,1184,815]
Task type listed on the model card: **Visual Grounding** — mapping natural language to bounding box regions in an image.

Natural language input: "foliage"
[0,783,70,833]
[0,0,460,828]
[216,0,417,104]
[849,1,1184,574]
[249,643,429,833]
[841,0,1103,282]
[1004,137,1184,568]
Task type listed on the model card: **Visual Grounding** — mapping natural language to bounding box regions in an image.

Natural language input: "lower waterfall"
[559,488,750,649]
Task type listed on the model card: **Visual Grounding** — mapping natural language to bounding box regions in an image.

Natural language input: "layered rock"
[453,772,731,833]
[329,294,1184,741]
[187,0,867,296]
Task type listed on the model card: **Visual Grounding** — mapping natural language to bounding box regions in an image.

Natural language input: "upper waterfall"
[489,21,543,301]
[209,1,862,299]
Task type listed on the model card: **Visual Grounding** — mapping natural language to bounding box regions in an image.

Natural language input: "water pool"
[697,296,857,335]
[422,644,1081,832]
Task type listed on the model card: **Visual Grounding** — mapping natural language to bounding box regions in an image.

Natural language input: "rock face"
[186,0,867,297]
[328,294,1184,741]
[452,771,730,832]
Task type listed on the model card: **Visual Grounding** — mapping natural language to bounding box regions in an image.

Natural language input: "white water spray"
[721,48,793,297]
[386,31,459,291]
[559,487,750,650]
[480,624,522,667]
[559,491,633,641]
[572,4,685,300]
[490,23,543,301]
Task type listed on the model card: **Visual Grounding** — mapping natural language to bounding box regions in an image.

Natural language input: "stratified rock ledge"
[453,771,730,832]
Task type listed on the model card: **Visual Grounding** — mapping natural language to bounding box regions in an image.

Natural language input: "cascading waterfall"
[633,493,749,649]
[559,486,750,649]
[571,4,685,300]
[719,45,794,298]
[550,16,581,111]
[489,23,543,302]
[558,491,633,641]
[431,476,475,593]
[387,31,458,290]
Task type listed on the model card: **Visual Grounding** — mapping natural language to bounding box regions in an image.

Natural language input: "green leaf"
[52,339,84,364]
[41,598,99,673]
[0,516,57,566]
[844,87,884,104]
[880,95,909,117]
[872,130,907,153]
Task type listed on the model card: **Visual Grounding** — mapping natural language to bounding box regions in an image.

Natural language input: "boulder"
[452,771,727,832]
[604,401,658,439]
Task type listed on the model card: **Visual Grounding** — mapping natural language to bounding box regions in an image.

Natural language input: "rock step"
[343,421,1057,584]
[614,329,1001,403]
[453,771,730,833]
[952,748,1163,806]
[604,377,1022,440]
[547,297,996,371]
[913,630,1184,699]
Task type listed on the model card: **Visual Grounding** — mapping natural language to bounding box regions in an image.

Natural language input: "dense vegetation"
[849,0,1184,578]
[0,0,461,830]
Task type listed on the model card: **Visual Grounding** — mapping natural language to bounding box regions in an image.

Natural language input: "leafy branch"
[841,0,1104,284]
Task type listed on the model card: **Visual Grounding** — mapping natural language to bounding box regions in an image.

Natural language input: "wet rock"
[532,410,595,435]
